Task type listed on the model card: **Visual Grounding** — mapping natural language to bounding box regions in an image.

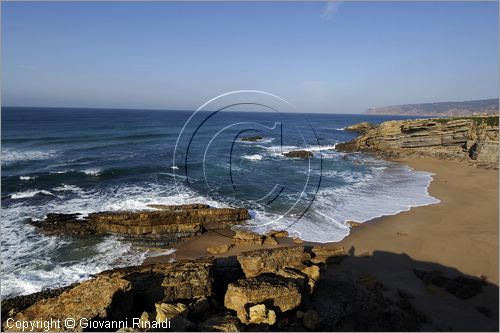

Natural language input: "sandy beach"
[338,156,499,284]
[143,156,499,330]
[150,156,499,285]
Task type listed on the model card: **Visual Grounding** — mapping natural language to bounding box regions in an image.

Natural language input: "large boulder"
[224,276,302,325]
[155,302,192,331]
[233,230,264,245]
[247,304,276,325]
[310,245,345,264]
[3,258,216,331]
[158,258,215,302]
[201,314,241,332]
[4,276,132,332]
[237,246,311,278]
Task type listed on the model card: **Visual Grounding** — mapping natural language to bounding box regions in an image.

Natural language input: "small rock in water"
[283,150,313,159]
[347,220,362,227]
[240,135,263,142]
[344,121,375,133]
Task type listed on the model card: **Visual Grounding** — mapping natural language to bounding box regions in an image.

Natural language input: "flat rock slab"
[31,204,249,245]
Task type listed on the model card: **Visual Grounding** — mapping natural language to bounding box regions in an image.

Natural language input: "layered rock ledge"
[31,204,249,245]
[337,116,499,167]
[3,245,494,331]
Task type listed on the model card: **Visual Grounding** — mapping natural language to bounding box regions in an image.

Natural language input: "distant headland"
[366,98,499,116]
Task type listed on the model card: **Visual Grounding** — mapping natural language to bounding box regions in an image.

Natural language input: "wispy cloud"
[321,1,342,21]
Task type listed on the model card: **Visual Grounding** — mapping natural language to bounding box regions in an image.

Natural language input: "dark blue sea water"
[1,107,439,297]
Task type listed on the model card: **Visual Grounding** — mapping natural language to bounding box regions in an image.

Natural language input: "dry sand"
[337,156,499,284]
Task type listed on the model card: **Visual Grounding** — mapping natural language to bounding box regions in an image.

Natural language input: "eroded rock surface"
[233,230,265,245]
[31,205,249,245]
[3,246,495,332]
[224,275,302,324]
[337,117,499,168]
[5,276,132,332]
[237,246,311,278]
[310,245,345,264]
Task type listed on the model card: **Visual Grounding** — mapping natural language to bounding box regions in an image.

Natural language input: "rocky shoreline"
[3,235,496,332]
[2,242,435,332]
[337,116,499,168]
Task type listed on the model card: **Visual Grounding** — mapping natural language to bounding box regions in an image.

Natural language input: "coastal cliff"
[337,117,499,168]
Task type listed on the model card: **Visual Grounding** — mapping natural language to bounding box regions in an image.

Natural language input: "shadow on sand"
[307,247,499,331]
[1,247,498,332]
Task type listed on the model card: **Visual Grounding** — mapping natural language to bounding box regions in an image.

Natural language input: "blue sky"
[2,1,498,113]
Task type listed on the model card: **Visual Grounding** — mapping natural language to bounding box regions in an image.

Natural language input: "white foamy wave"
[1,236,146,298]
[303,144,337,152]
[83,168,101,176]
[50,170,70,174]
[10,190,56,199]
[2,149,58,165]
[242,154,263,161]
[256,144,338,159]
[243,160,439,243]
[335,127,345,131]
[170,165,179,170]
[240,138,275,144]
[255,145,299,158]
[1,180,230,297]
[146,248,176,258]
[53,184,84,194]
[19,176,37,181]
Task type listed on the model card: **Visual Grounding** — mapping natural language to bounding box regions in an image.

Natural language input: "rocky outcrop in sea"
[30,204,249,245]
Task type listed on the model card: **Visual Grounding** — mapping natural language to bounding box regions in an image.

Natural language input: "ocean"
[1,107,439,297]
